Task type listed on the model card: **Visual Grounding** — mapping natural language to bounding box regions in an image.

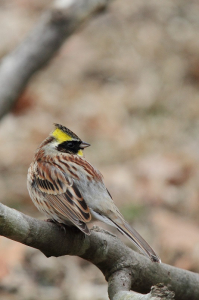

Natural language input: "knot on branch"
[151,283,175,299]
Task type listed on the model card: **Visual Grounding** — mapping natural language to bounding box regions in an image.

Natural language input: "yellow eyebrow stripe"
[52,128,72,142]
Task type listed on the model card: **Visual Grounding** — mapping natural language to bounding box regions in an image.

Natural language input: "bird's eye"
[67,142,75,148]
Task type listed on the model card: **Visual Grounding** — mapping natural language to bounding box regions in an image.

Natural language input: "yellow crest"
[52,128,73,143]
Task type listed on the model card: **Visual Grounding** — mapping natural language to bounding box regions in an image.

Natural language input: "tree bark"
[0,0,112,119]
[0,202,198,300]
[113,284,175,300]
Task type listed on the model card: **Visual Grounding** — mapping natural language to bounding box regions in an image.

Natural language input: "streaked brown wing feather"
[44,193,90,234]
[34,161,91,233]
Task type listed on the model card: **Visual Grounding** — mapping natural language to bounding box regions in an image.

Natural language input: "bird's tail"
[112,219,161,263]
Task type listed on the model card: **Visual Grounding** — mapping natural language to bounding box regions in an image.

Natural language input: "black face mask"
[56,140,82,154]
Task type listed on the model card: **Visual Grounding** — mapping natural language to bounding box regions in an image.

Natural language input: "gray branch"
[0,0,112,119]
[114,284,175,300]
[0,203,199,300]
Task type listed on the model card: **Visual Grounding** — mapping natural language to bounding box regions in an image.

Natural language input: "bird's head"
[50,123,90,156]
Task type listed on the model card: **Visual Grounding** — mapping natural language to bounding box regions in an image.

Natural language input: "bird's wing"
[34,161,91,234]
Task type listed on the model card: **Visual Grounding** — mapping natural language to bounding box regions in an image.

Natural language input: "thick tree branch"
[0,202,199,300]
[0,0,112,119]
[113,284,175,300]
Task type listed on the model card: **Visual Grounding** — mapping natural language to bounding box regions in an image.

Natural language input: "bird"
[27,123,161,263]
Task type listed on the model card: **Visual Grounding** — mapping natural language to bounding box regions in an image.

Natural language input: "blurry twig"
[0,0,112,119]
[0,203,198,300]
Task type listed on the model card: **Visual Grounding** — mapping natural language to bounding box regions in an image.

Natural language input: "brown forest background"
[1,0,199,299]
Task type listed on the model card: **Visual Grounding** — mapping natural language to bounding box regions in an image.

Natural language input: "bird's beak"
[80,141,90,149]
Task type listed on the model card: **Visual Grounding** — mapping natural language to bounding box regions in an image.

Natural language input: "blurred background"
[0,0,199,299]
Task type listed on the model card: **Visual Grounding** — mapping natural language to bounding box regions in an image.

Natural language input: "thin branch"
[0,203,198,300]
[0,0,112,119]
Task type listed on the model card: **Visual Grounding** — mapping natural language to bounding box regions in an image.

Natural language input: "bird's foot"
[45,219,68,234]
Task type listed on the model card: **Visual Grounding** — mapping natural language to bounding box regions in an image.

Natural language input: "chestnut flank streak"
[72,183,82,199]
[65,188,89,213]
[57,156,79,179]
[62,155,103,180]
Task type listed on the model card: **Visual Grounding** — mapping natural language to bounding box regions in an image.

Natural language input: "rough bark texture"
[0,0,112,119]
[113,284,175,300]
[0,202,198,300]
